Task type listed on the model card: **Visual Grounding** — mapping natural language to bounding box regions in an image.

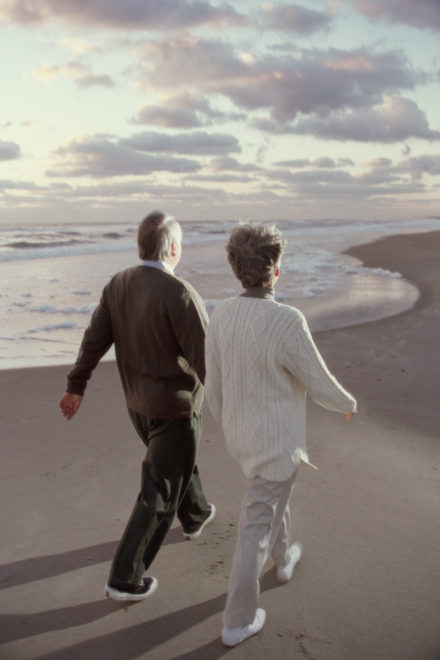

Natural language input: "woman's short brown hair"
[226,222,286,289]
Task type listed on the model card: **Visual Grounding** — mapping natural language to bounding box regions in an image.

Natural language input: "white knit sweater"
[205,294,357,481]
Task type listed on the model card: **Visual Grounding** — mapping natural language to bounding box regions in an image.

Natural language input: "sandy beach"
[0,231,439,660]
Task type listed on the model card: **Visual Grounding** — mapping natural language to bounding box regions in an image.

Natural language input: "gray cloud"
[120,131,240,156]
[0,140,21,160]
[137,37,248,89]
[0,0,245,29]
[312,157,337,168]
[47,135,200,177]
[396,154,440,181]
[261,3,333,34]
[131,93,245,129]
[0,178,38,190]
[274,157,353,169]
[275,158,310,168]
[286,97,440,142]
[217,50,418,123]
[33,59,115,88]
[132,105,204,129]
[187,172,255,184]
[208,156,261,172]
[269,168,352,184]
[348,0,440,31]
[75,73,115,88]
[138,39,419,124]
[363,157,393,168]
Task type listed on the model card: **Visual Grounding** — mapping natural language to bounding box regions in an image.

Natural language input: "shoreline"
[2,229,435,372]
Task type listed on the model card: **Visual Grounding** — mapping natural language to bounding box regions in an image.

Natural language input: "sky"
[0,0,439,225]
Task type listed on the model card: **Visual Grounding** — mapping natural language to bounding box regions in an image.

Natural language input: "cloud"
[208,156,260,172]
[261,3,333,34]
[274,158,310,168]
[0,0,245,30]
[187,172,255,184]
[348,0,440,31]
[132,105,204,129]
[220,49,418,123]
[32,62,60,82]
[46,135,201,177]
[274,157,354,168]
[287,97,440,142]
[137,39,419,124]
[120,130,240,156]
[363,157,393,168]
[396,154,440,181]
[0,140,21,160]
[312,157,337,168]
[137,36,248,89]
[33,60,115,88]
[0,178,37,190]
[269,168,352,184]
[131,92,244,129]
[131,93,212,129]
[75,74,114,88]
[269,168,425,201]
[57,37,102,56]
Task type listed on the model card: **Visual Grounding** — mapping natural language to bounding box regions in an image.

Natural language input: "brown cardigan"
[66,265,208,419]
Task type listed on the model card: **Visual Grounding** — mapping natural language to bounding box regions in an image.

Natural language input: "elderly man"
[58,210,215,601]
[205,222,356,647]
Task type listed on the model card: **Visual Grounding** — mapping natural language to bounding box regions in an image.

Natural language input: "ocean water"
[1,217,439,370]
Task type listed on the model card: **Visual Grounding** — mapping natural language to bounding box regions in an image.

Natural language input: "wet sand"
[0,231,439,659]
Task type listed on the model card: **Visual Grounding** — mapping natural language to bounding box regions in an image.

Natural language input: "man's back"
[68,265,208,419]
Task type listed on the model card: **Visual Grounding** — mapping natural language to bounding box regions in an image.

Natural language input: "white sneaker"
[276,542,303,584]
[104,576,158,601]
[183,503,216,540]
[222,608,266,647]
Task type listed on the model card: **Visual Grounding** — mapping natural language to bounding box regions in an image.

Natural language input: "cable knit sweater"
[205,290,357,481]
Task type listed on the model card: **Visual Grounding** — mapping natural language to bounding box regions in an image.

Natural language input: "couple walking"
[59,210,356,648]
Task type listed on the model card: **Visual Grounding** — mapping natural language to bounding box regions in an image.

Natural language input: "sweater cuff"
[66,379,87,396]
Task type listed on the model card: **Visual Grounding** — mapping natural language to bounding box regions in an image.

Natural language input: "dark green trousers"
[108,411,208,589]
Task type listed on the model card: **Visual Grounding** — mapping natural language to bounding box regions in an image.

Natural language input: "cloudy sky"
[1,0,439,225]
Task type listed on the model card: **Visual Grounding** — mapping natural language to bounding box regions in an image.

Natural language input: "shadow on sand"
[1,543,280,659]
[0,526,184,590]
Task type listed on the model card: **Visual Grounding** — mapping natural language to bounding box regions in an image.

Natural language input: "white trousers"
[223,469,298,628]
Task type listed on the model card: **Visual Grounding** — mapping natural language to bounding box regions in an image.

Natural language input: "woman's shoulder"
[271,299,305,320]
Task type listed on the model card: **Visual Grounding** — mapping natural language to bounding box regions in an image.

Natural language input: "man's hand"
[58,392,83,420]
[345,412,356,421]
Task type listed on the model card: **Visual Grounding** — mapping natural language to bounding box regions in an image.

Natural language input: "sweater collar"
[141,259,174,275]
[240,286,274,300]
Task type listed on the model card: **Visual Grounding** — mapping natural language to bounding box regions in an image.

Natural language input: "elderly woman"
[205,222,357,647]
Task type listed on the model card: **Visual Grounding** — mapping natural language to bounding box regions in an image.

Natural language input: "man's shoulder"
[173,273,204,300]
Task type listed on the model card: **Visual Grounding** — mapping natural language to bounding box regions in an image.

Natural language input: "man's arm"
[58,289,113,419]
[169,284,209,383]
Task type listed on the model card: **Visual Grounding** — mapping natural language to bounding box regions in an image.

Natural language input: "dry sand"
[0,231,439,660]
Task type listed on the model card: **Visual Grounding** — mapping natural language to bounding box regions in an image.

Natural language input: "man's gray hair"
[226,222,286,289]
[138,210,181,261]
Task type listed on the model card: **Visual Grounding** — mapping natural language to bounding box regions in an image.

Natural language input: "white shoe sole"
[222,608,266,647]
[104,577,158,601]
[183,503,216,540]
